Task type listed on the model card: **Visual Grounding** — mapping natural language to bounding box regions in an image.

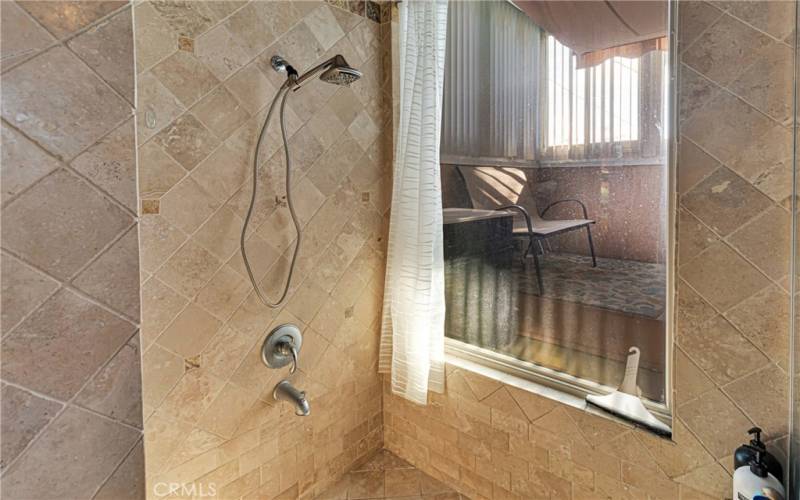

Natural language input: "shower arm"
[290,57,340,89]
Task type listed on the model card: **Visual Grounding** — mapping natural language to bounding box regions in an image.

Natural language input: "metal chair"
[457,166,597,293]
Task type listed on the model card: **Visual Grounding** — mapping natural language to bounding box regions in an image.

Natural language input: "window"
[542,35,666,163]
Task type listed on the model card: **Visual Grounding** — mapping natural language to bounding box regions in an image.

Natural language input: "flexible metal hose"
[240,82,302,308]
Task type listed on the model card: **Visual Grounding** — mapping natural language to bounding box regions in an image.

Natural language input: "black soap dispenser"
[734,427,783,484]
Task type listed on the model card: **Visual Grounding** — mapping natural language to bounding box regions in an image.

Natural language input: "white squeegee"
[586,347,672,437]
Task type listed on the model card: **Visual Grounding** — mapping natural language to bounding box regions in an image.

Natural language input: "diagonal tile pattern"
[382,2,794,500]
[0,2,144,498]
[137,1,391,498]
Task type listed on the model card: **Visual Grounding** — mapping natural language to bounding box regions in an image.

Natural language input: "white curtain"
[379,0,449,405]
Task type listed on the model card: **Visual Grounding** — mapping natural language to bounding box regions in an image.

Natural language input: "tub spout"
[273,379,310,416]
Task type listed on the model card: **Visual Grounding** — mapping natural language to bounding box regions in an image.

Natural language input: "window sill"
[444,338,673,437]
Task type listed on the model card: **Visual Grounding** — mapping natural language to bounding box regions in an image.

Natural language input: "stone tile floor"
[316,449,469,499]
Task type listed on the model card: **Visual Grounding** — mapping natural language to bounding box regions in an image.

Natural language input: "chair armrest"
[496,204,533,234]
[541,199,590,220]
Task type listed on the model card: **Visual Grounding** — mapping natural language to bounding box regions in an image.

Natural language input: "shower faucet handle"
[261,324,303,373]
[277,340,299,375]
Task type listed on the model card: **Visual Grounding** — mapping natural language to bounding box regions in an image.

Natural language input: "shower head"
[285,54,362,89]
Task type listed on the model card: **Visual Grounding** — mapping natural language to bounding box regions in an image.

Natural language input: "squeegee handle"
[619,347,641,395]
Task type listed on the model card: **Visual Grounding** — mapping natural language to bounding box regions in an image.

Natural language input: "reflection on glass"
[440,0,670,403]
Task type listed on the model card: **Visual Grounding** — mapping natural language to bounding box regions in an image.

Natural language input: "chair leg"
[586,226,597,267]
[532,246,544,294]
[522,238,534,264]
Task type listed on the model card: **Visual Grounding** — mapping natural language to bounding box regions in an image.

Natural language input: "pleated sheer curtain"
[379,0,449,405]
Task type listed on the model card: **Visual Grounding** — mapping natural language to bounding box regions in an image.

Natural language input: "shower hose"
[240,81,300,308]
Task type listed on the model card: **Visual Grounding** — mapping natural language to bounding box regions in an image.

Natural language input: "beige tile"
[269,19,326,76]
[165,427,224,471]
[136,70,185,143]
[0,383,62,470]
[676,279,717,334]
[677,208,717,264]
[678,65,720,124]
[349,470,385,499]
[228,234,281,282]
[141,343,184,410]
[75,337,143,428]
[728,124,793,203]
[305,4,346,51]
[226,62,277,112]
[17,0,127,39]
[728,206,790,280]
[2,46,131,160]
[722,0,795,40]
[133,1,176,73]
[197,383,258,438]
[155,239,222,298]
[682,166,772,237]
[682,91,773,169]
[308,104,347,151]
[195,265,251,321]
[154,113,221,171]
[682,13,773,87]
[0,252,58,334]
[679,389,753,458]
[200,327,256,380]
[677,138,718,196]
[71,118,137,211]
[348,109,380,151]
[0,405,139,499]
[159,368,226,425]
[138,214,187,274]
[679,314,769,385]
[192,86,250,140]
[73,227,140,319]
[348,19,380,67]
[148,0,237,38]
[193,207,244,261]
[137,139,186,199]
[156,303,221,358]
[94,439,145,500]
[194,23,250,81]
[0,122,60,206]
[67,7,134,104]
[140,277,187,348]
[729,43,792,124]
[674,347,714,402]
[224,2,285,58]
[0,1,54,71]
[160,176,220,233]
[638,419,715,479]
[621,461,678,500]
[680,242,770,312]
[151,50,220,108]
[2,169,132,280]
[725,363,788,436]
[0,289,135,398]
[678,1,723,52]
[675,461,731,499]
[725,284,789,367]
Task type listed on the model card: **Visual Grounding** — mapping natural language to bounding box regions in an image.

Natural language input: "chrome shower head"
[285,54,362,89]
[319,55,362,86]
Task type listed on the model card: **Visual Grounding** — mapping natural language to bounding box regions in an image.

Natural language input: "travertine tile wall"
[0,1,145,498]
[134,1,391,497]
[384,2,794,499]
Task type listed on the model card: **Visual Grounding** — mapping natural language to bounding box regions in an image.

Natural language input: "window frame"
[440,0,678,433]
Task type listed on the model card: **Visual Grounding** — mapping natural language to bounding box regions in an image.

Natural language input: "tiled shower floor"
[316,450,469,499]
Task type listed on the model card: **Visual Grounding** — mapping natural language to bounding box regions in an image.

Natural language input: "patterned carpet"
[516,252,666,319]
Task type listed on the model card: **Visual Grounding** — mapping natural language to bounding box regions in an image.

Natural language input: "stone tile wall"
[384,2,795,499]
[0,1,144,498]
[134,1,391,497]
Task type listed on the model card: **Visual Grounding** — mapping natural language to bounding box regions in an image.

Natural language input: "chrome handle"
[277,341,299,375]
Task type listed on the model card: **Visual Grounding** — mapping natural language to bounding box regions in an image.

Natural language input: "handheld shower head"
[284,54,362,89]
